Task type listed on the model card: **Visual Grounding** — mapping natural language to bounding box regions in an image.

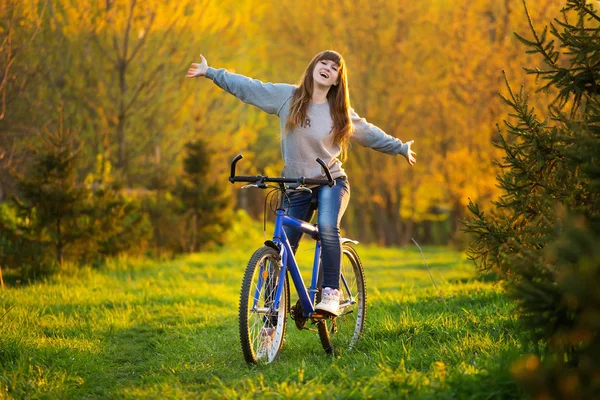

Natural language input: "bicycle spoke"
[317,245,366,355]
[239,247,288,364]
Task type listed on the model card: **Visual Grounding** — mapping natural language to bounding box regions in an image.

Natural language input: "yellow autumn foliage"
[1,0,565,244]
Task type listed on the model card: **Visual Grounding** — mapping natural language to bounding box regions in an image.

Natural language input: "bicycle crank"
[290,300,308,330]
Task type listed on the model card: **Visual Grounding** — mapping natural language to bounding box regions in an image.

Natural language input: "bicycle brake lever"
[241,183,277,190]
[241,184,259,190]
[289,186,313,194]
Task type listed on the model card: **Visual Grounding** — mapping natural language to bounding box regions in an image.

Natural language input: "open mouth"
[319,72,329,79]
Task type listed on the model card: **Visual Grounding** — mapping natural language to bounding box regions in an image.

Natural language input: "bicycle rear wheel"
[239,246,289,364]
[318,244,366,355]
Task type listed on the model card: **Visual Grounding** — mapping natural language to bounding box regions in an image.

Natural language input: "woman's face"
[312,59,340,88]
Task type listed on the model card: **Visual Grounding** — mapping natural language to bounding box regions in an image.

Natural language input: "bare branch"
[90,34,118,66]
[122,0,137,61]
[123,64,165,114]
[127,11,156,63]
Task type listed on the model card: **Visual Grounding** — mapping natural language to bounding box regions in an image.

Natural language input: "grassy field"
[0,242,524,399]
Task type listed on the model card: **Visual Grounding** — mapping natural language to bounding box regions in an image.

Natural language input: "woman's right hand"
[186,54,209,78]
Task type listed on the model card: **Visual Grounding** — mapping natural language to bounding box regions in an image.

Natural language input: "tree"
[30,0,240,189]
[0,0,48,202]
[174,140,230,252]
[463,1,600,397]
[10,106,87,268]
[71,0,192,182]
[0,0,47,121]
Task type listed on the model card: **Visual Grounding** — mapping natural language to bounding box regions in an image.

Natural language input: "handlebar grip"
[229,154,243,183]
[315,158,335,187]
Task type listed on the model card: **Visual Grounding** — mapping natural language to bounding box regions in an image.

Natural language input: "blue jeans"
[283,177,350,289]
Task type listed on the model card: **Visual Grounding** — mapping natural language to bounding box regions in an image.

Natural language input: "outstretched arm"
[350,109,417,166]
[186,54,294,116]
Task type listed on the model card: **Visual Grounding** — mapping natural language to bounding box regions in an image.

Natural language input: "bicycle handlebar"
[229,154,336,187]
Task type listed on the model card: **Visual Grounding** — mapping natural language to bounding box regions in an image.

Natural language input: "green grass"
[0,243,523,399]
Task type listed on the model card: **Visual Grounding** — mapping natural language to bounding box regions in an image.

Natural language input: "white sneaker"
[256,326,276,359]
[315,287,341,316]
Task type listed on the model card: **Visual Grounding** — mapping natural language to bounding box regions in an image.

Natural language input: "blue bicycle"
[229,155,367,364]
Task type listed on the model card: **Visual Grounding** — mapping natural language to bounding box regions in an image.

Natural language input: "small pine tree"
[174,140,230,253]
[11,106,90,269]
[463,0,600,398]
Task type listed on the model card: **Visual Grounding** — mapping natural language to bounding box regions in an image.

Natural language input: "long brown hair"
[286,50,353,161]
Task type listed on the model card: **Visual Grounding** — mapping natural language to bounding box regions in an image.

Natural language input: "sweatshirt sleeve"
[205,67,295,116]
[349,109,409,156]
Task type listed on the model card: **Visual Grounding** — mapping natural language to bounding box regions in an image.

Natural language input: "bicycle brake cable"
[263,189,272,239]
[263,188,279,240]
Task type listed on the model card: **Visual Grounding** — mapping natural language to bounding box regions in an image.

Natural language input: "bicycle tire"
[317,244,366,355]
[239,246,289,364]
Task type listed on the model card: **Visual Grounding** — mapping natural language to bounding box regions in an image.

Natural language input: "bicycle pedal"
[310,312,335,320]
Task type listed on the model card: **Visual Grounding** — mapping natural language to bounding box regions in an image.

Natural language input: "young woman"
[186,50,416,316]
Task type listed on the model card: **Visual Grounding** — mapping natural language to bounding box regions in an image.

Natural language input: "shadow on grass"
[0,317,240,398]
[95,318,242,395]
[14,292,233,324]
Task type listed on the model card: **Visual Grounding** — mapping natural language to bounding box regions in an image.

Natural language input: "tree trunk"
[451,200,464,236]
[400,219,415,246]
[383,190,401,246]
[116,56,128,178]
[190,211,197,253]
[422,220,434,245]
[353,202,369,243]
[56,217,63,267]
[372,203,387,246]
[116,105,127,175]
[238,189,248,213]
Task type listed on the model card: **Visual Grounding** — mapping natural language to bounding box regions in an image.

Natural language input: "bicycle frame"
[252,207,358,319]
[249,197,364,327]
[269,208,321,317]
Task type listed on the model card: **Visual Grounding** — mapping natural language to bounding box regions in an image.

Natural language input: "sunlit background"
[0,0,565,262]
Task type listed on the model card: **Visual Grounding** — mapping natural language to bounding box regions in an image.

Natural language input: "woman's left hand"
[404,140,417,166]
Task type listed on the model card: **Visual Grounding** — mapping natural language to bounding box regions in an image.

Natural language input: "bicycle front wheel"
[239,246,289,364]
[318,244,366,355]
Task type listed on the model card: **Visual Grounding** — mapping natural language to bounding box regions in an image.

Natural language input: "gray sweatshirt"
[205,67,409,180]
